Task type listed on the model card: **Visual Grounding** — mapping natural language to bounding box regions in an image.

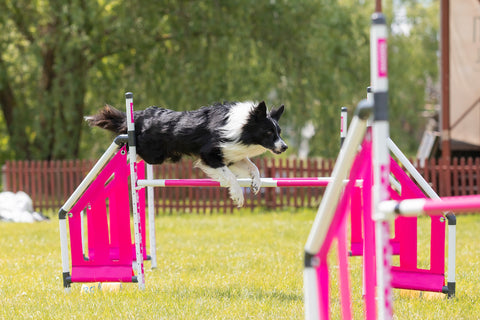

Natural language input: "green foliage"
[0,0,439,161]
[385,0,439,155]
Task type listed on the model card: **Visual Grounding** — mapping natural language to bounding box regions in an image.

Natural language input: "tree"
[0,0,439,162]
[385,0,439,154]
[0,0,169,160]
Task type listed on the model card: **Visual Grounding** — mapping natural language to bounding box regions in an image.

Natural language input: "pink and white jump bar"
[379,195,480,217]
[137,177,360,188]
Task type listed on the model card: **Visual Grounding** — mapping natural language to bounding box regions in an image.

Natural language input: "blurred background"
[0,0,440,163]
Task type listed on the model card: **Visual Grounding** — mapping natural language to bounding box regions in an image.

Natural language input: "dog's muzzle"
[273,139,288,154]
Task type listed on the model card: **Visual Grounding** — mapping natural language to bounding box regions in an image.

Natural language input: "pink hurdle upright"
[58,141,151,291]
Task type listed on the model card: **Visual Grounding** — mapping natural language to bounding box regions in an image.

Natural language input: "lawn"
[0,209,479,319]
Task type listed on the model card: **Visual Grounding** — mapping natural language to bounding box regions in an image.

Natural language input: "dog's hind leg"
[195,160,244,207]
[228,158,261,195]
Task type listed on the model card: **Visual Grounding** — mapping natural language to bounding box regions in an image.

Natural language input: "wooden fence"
[415,157,480,197]
[2,157,480,214]
[2,158,334,214]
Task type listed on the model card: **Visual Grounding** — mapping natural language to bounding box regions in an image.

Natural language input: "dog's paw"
[251,176,261,195]
[229,184,244,207]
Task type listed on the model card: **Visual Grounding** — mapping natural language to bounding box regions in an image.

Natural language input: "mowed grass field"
[0,209,479,319]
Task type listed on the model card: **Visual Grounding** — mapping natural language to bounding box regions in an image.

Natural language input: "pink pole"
[276,180,329,187]
[362,133,376,320]
[337,218,352,320]
[155,178,338,188]
[317,259,330,320]
[423,195,480,214]
[389,195,480,216]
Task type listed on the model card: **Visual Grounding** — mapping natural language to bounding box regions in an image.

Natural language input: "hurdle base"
[443,282,456,298]
[63,272,72,289]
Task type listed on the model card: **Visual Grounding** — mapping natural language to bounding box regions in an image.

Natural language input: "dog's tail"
[84,104,128,134]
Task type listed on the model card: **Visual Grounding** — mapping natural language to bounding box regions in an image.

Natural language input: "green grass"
[0,210,479,319]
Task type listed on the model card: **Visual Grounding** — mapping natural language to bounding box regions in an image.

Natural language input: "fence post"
[2,163,7,191]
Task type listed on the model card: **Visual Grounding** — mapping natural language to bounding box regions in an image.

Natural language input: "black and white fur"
[85,101,287,207]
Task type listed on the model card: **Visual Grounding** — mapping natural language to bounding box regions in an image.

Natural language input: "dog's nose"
[281,143,288,152]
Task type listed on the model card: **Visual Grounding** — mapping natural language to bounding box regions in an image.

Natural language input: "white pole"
[447,219,456,296]
[387,138,438,199]
[304,102,372,254]
[303,267,320,320]
[59,218,71,292]
[147,164,157,269]
[125,92,145,290]
[60,141,122,213]
[370,12,393,320]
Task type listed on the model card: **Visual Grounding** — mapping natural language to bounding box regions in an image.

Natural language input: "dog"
[85,101,287,207]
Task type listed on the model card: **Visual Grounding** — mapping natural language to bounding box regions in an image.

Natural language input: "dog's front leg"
[229,158,261,195]
[195,160,244,207]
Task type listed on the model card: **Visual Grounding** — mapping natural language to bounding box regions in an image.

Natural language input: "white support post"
[125,92,145,290]
[58,218,71,292]
[147,164,157,269]
[370,12,393,319]
[446,213,456,297]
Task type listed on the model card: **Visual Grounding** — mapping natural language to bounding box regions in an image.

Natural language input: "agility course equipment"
[57,95,353,291]
[303,12,459,319]
[348,136,456,295]
[57,12,457,317]
[376,186,480,319]
[58,136,156,291]
[59,90,455,303]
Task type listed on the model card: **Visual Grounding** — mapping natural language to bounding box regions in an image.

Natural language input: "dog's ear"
[270,105,284,121]
[253,101,267,118]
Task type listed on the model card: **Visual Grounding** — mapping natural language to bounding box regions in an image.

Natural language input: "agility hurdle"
[58,94,349,291]
[123,86,453,305]
[58,136,156,291]
[59,19,454,316]
[303,11,458,319]
[348,133,456,296]
[376,188,480,319]
[123,92,357,291]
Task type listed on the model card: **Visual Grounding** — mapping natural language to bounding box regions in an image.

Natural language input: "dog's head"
[243,101,288,154]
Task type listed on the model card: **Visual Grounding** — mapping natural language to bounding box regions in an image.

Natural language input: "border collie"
[85,101,287,207]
